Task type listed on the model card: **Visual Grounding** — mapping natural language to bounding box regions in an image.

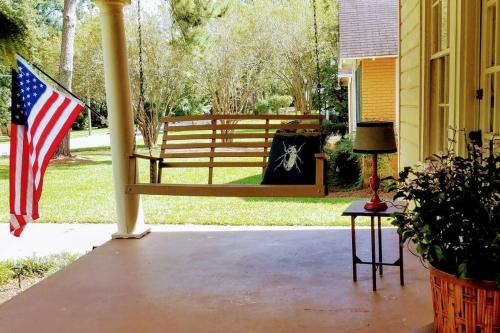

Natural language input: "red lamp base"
[364,199,388,211]
[364,153,388,212]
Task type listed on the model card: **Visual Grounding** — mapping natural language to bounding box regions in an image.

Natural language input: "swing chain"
[313,0,323,116]
[136,0,153,157]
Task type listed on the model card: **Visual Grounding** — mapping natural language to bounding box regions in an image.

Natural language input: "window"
[480,0,500,141]
[427,0,450,156]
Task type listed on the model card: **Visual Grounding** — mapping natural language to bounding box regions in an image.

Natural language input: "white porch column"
[95,0,149,238]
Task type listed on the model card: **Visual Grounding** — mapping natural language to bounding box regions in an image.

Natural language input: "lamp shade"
[353,122,397,154]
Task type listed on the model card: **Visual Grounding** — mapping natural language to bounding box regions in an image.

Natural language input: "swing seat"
[125,114,328,197]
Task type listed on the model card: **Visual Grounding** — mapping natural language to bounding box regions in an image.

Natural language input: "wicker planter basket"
[430,266,500,333]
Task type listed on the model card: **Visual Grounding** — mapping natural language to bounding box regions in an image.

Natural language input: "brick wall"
[359,57,398,181]
[360,57,397,122]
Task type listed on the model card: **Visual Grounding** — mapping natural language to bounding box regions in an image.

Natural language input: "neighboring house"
[399,1,500,167]
[338,0,399,136]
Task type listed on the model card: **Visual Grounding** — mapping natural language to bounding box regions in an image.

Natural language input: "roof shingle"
[339,0,398,59]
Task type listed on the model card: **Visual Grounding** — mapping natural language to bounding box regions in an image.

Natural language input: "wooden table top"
[341,200,407,217]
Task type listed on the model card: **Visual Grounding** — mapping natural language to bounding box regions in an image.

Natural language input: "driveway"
[0,132,112,157]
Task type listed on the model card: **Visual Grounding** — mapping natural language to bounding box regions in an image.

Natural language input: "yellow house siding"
[399,0,421,168]
[360,57,397,122]
[359,57,398,177]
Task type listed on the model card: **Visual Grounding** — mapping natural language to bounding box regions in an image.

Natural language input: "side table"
[342,200,407,291]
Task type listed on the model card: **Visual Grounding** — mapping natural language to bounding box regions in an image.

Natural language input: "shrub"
[267,95,292,114]
[72,113,89,130]
[322,119,348,138]
[170,98,205,117]
[254,99,269,115]
[325,138,361,188]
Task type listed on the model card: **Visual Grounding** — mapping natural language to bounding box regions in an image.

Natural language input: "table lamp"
[353,122,397,211]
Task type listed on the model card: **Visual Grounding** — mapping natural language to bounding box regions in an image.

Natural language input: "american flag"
[9,56,84,236]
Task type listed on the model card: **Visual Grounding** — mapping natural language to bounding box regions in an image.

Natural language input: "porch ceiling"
[0,229,432,332]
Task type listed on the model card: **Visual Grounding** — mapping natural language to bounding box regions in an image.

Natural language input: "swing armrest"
[130,153,161,161]
[315,153,329,160]
[129,154,162,184]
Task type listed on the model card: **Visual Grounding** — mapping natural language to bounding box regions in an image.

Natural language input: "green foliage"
[322,119,348,138]
[34,0,64,31]
[0,0,63,127]
[0,262,13,285]
[325,138,361,188]
[170,0,226,49]
[170,97,205,116]
[267,95,292,114]
[0,0,29,66]
[72,112,89,130]
[253,95,292,115]
[253,99,269,115]
[0,253,78,286]
[313,60,348,120]
[0,74,9,127]
[392,137,500,285]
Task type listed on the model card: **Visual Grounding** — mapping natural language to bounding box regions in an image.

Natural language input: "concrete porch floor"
[0,228,433,333]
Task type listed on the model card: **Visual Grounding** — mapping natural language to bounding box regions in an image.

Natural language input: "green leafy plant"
[322,118,347,138]
[267,95,292,114]
[0,0,28,66]
[253,99,269,115]
[392,134,500,286]
[325,138,361,188]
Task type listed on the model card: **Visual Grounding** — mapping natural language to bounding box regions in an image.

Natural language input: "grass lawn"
[0,253,79,304]
[0,147,388,227]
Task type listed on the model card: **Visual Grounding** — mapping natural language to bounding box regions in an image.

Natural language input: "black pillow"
[262,135,321,185]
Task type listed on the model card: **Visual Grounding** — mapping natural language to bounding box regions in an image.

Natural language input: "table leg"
[371,216,376,291]
[351,216,357,282]
[378,216,383,276]
[399,233,405,286]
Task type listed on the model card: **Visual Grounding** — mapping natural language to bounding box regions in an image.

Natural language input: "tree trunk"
[54,0,78,158]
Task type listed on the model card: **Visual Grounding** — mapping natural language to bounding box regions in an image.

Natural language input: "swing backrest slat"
[158,114,323,184]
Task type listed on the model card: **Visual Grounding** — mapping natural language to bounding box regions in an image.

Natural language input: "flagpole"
[29,63,99,115]
[16,55,103,121]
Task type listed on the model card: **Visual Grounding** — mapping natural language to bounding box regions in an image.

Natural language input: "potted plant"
[392,132,499,333]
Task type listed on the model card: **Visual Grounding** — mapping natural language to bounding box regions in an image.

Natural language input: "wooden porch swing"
[126,0,329,198]
[126,114,328,197]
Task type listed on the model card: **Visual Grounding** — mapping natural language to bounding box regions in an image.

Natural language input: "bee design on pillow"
[274,142,305,173]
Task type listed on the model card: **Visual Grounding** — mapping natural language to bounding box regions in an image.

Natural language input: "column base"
[112,227,151,239]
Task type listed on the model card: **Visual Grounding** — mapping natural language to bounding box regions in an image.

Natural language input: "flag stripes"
[9,56,84,236]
